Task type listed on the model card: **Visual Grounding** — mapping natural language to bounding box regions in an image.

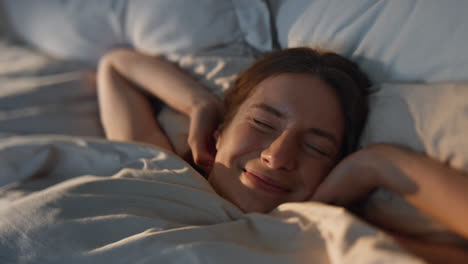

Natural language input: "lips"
[242,169,291,194]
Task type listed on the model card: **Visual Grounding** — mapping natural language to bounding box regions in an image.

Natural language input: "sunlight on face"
[209,73,345,213]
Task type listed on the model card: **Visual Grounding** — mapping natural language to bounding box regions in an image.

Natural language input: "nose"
[261,132,297,171]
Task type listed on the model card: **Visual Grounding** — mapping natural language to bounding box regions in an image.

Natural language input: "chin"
[236,200,278,214]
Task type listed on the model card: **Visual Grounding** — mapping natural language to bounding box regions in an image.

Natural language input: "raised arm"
[312,143,468,240]
[97,48,222,169]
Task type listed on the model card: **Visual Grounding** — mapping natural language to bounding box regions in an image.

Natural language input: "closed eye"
[253,118,276,130]
[305,143,330,158]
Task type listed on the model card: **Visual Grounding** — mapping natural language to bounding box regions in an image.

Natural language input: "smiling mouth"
[242,169,291,194]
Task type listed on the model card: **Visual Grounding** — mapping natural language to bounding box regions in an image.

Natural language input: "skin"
[97,48,221,171]
[209,73,345,213]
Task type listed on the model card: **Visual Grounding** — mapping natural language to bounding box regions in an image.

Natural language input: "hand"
[311,144,404,205]
[314,144,468,241]
[187,100,223,173]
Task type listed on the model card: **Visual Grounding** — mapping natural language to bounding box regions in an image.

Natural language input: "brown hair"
[220,47,371,158]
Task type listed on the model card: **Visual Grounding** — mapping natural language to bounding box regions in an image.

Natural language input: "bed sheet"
[0,135,423,264]
[0,38,103,138]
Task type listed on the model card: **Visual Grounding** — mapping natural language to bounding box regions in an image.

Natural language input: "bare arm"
[313,144,468,240]
[98,53,174,152]
[392,234,468,264]
[380,145,468,240]
[97,48,222,166]
[101,49,220,117]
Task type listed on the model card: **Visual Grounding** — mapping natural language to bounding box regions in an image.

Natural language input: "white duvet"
[0,136,423,264]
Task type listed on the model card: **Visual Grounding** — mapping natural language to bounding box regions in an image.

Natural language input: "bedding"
[2,0,272,66]
[0,135,422,264]
[0,33,254,153]
[269,0,468,83]
[361,82,468,172]
[1,0,467,262]
[0,38,102,138]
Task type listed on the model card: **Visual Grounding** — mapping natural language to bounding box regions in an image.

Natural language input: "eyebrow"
[252,103,284,118]
[252,103,339,144]
[307,128,338,145]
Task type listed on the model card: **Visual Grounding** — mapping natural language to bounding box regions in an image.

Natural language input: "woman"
[97,48,468,260]
[97,47,369,213]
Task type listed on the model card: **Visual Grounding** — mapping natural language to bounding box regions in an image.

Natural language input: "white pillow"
[359,82,468,244]
[126,0,272,56]
[270,0,468,83]
[3,0,272,65]
[2,0,126,65]
[361,82,468,170]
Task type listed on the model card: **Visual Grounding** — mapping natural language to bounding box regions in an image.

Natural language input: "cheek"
[216,124,265,165]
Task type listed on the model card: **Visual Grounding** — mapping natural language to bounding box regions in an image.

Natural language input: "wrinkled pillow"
[3,0,272,65]
[2,0,126,64]
[361,82,468,170]
[270,0,468,83]
[359,82,468,244]
[126,0,272,56]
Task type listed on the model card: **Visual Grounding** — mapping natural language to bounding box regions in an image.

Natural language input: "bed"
[1,0,468,263]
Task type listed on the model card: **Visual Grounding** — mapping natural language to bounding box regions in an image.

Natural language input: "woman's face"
[209,73,345,213]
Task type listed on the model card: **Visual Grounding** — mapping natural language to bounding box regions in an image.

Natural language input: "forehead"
[243,73,343,121]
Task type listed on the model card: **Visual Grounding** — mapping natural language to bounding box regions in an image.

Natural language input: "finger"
[190,137,215,169]
[187,107,220,173]
[194,149,214,168]
[187,140,212,173]
[188,129,216,165]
